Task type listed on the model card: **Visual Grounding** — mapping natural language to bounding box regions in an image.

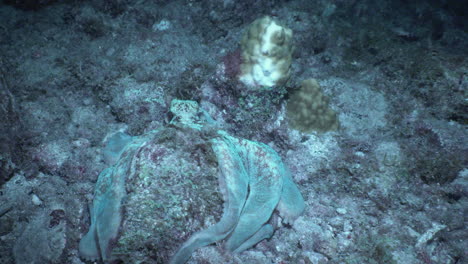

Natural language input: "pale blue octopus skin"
[78,128,305,263]
[78,131,151,262]
[170,131,305,264]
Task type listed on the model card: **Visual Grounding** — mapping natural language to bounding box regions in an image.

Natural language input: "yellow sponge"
[239,16,293,89]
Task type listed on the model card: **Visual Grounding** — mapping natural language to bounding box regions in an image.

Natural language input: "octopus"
[78,100,305,263]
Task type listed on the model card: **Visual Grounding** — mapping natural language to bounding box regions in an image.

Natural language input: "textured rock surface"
[0,1,466,264]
